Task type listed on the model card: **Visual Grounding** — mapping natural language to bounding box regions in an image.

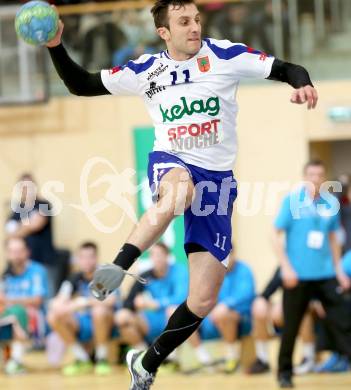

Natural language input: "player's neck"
[12,262,27,275]
[166,47,197,61]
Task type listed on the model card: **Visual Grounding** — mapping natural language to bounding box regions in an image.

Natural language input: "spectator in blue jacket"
[115,242,188,361]
[188,251,256,373]
[1,236,48,375]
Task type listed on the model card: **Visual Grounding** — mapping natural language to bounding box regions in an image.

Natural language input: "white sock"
[95,344,108,361]
[11,341,24,363]
[71,342,89,362]
[195,344,212,365]
[135,342,148,351]
[256,340,269,363]
[225,342,240,361]
[167,349,177,362]
[302,343,315,360]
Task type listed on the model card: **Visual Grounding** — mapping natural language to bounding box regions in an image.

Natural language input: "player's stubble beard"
[169,36,201,59]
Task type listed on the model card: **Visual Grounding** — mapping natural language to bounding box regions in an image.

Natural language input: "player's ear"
[157,26,170,41]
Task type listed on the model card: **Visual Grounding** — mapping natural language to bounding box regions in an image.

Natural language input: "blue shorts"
[200,311,252,340]
[74,312,119,343]
[75,312,93,343]
[141,309,167,344]
[148,151,237,263]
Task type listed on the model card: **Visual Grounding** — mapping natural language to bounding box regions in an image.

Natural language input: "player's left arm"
[267,59,318,109]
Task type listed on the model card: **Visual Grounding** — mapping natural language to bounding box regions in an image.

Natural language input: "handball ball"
[15,1,59,46]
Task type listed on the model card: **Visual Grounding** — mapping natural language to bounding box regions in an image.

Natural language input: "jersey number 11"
[170,69,191,85]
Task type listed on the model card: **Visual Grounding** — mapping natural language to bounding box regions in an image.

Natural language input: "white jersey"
[101,38,274,171]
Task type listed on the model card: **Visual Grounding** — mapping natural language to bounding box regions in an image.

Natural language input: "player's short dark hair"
[154,241,170,254]
[151,0,195,28]
[79,241,98,253]
[303,159,326,173]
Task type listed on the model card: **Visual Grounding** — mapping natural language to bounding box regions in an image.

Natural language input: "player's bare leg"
[115,309,148,348]
[47,306,78,344]
[127,168,194,252]
[248,298,276,374]
[90,167,194,301]
[211,307,240,373]
[126,251,226,388]
[48,306,92,374]
[91,305,114,374]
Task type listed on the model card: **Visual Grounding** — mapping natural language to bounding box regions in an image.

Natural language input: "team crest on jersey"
[197,56,211,72]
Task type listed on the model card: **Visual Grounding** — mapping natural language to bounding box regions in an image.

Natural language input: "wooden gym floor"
[0,348,350,390]
[0,366,350,390]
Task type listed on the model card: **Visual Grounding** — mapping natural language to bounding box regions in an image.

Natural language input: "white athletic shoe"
[126,349,156,390]
[293,357,315,375]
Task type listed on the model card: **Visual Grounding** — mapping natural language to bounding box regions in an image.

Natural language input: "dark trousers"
[278,278,351,377]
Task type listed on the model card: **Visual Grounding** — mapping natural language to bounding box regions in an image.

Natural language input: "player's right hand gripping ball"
[89,264,126,301]
[15,1,59,46]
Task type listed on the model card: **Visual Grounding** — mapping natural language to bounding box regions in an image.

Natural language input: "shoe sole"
[126,349,138,390]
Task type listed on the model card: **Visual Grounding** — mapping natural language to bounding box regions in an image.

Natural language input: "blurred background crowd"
[1,164,351,376]
[1,0,351,382]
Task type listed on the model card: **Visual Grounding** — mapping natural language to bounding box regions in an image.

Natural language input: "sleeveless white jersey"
[101,38,274,171]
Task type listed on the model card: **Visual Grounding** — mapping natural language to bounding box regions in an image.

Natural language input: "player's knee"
[252,297,269,320]
[47,310,63,326]
[188,297,217,318]
[270,304,283,326]
[91,305,110,320]
[115,308,134,327]
[211,304,230,321]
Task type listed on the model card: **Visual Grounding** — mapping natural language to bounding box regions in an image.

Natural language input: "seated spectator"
[0,237,48,375]
[187,251,255,374]
[248,267,316,375]
[5,173,58,296]
[47,242,119,376]
[112,8,159,66]
[115,242,188,367]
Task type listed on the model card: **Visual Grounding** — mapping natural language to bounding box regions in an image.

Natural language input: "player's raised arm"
[46,14,109,97]
[267,59,318,110]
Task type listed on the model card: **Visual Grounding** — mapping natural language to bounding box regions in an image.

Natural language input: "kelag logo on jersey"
[159,96,220,123]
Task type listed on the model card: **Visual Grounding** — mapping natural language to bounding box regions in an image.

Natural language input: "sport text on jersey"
[160,96,221,152]
[159,96,220,122]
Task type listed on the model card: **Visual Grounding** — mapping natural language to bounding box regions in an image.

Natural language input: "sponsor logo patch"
[159,96,220,123]
[145,82,166,99]
[147,63,169,81]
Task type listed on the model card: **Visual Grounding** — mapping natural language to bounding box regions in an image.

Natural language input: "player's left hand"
[89,264,126,301]
[290,85,318,109]
[336,268,351,291]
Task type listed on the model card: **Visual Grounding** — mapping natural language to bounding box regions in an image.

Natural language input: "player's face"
[77,248,98,275]
[150,245,168,273]
[158,4,202,59]
[6,238,29,268]
[304,165,326,194]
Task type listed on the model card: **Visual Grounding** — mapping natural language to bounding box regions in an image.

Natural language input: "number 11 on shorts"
[214,233,227,251]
